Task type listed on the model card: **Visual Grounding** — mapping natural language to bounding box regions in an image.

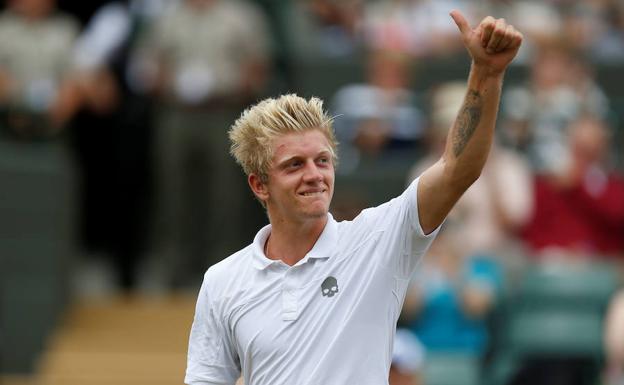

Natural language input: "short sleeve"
[185,273,240,385]
[357,177,441,279]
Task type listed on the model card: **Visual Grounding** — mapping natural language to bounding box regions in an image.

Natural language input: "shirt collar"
[251,213,338,270]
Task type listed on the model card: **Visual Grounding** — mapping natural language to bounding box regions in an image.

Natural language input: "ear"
[248,173,269,202]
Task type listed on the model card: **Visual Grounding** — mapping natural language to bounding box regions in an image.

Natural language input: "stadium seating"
[424,352,480,385]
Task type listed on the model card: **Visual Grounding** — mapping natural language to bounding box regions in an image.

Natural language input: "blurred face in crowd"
[531,49,571,90]
[254,129,335,226]
[186,0,217,10]
[368,50,411,90]
[9,0,54,19]
[569,117,609,166]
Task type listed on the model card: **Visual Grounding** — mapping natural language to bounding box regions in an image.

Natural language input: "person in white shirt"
[185,9,523,385]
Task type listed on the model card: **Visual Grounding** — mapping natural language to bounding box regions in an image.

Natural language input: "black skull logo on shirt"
[321,276,339,298]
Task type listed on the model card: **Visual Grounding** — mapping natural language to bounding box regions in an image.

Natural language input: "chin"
[303,205,329,219]
[308,210,328,219]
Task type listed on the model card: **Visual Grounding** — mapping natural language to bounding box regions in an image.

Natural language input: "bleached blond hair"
[229,94,337,181]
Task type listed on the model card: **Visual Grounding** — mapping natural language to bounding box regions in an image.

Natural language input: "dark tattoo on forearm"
[452,90,483,157]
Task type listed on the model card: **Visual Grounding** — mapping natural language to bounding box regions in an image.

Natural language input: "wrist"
[470,62,506,79]
[468,63,505,90]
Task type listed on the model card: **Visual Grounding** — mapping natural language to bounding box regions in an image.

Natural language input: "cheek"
[326,175,335,191]
[324,168,335,185]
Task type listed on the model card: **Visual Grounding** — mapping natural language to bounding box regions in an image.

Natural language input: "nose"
[302,160,323,183]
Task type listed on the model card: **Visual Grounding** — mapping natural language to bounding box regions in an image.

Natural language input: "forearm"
[442,64,504,190]
[416,12,521,234]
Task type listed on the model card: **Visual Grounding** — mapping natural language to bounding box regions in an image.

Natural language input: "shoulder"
[202,245,255,301]
[337,178,420,237]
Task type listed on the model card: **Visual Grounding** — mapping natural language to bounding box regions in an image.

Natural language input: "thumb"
[450,9,470,36]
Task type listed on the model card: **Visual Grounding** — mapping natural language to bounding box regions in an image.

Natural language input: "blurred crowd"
[1,0,623,384]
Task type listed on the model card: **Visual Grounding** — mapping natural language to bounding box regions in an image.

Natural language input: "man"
[522,116,624,260]
[0,0,81,138]
[185,10,522,385]
[135,0,271,288]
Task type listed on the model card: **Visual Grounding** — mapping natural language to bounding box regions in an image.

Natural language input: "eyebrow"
[275,150,332,168]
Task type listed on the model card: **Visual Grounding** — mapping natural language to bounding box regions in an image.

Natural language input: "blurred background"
[0,0,623,384]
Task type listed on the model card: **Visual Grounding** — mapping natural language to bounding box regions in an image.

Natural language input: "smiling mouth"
[300,190,326,197]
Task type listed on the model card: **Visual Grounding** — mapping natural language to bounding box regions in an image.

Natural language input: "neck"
[265,215,328,266]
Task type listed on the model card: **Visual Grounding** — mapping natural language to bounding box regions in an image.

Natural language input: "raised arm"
[418,10,523,234]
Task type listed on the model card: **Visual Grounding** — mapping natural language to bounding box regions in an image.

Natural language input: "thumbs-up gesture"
[450,10,523,76]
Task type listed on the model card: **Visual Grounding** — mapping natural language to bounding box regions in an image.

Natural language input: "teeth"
[303,191,323,196]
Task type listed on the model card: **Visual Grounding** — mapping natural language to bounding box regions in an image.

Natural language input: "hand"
[450,10,523,75]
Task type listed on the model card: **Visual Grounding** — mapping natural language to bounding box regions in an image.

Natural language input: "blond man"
[185,10,522,385]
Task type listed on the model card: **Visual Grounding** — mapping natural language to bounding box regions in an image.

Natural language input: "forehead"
[271,130,332,161]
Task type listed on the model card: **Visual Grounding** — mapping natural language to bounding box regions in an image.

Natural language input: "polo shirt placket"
[281,267,299,321]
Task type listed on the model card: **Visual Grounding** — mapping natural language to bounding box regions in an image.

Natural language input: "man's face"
[261,129,335,224]
[10,0,54,19]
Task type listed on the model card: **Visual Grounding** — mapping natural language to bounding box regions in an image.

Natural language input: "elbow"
[464,168,483,187]
[444,160,482,192]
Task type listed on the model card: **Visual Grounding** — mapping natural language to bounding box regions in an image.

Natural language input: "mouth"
[299,189,326,197]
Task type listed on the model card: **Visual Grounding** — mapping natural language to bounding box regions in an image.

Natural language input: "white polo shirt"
[185,178,439,385]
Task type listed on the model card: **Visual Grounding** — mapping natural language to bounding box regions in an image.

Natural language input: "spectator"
[132,0,272,288]
[489,0,562,64]
[500,45,609,172]
[562,0,624,63]
[0,0,81,140]
[401,226,503,355]
[68,0,156,293]
[362,0,475,58]
[285,0,363,60]
[521,116,624,261]
[332,50,425,171]
[390,328,426,385]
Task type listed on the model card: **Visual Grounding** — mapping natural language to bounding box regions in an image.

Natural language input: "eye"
[317,157,330,165]
[287,160,302,169]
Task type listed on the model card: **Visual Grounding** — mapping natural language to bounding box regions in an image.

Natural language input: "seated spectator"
[561,0,624,63]
[390,328,426,385]
[490,0,561,63]
[401,227,503,355]
[500,45,609,171]
[362,0,475,58]
[285,0,363,59]
[521,116,624,262]
[332,50,425,171]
